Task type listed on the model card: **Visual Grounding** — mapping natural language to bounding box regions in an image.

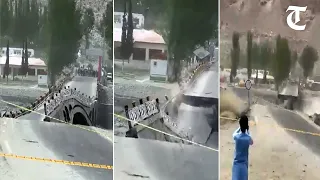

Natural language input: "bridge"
[0,67,113,179]
[115,60,219,180]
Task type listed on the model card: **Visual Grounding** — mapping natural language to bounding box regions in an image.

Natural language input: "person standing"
[232,115,254,180]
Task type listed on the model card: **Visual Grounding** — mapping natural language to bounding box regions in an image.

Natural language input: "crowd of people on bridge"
[77,67,98,77]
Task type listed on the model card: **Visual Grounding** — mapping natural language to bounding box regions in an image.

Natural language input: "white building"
[114,28,166,64]
[0,48,46,76]
[1,47,35,57]
[114,12,145,29]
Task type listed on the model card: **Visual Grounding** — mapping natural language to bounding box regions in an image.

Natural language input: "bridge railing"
[43,86,95,116]
[2,68,72,118]
[160,95,192,141]
[179,60,212,89]
[1,67,75,118]
[123,97,160,138]
[121,96,187,140]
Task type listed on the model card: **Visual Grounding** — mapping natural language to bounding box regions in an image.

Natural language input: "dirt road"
[220,104,320,180]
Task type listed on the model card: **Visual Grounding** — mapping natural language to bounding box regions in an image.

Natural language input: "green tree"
[1,0,41,47]
[6,0,14,40]
[81,8,95,50]
[16,0,25,43]
[291,50,298,69]
[230,31,240,83]
[29,0,40,44]
[99,1,113,60]
[167,0,218,82]
[127,0,134,61]
[239,50,247,68]
[247,31,253,80]
[11,0,25,44]
[251,42,261,83]
[272,35,291,90]
[23,0,31,40]
[37,6,49,49]
[0,0,11,38]
[3,41,10,82]
[47,0,82,85]
[121,0,134,71]
[299,45,319,78]
[24,39,29,76]
[115,0,170,46]
[20,41,25,76]
[114,0,166,30]
[260,41,272,83]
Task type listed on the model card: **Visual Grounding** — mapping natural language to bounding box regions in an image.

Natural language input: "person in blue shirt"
[232,115,253,180]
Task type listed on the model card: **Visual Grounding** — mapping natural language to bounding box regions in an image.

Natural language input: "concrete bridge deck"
[0,118,113,180]
[114,136,218,180]
[4,75,113,179]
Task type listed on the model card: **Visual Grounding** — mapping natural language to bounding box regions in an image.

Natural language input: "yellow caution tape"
[0,152,112,170]
[0,100,113,142]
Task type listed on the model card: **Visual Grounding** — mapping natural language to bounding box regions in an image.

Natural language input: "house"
[114,28,166,62]
[0,55,47,76]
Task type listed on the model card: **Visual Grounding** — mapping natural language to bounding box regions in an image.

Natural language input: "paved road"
[300,97,320,116]
[114,63,219,179]
[232,87,320,156]
[5,76,113,179]
[0,118,113,180]
[231,87,277,103]
[114,136,218,180]
[268,107,320,156]
[66,76,97,98]
[174,62,219,149]
[133,62,219,148]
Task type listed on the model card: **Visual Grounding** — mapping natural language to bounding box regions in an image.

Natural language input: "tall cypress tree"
[0,0,11,38]
[47,0,82,84]
[82,8,95,50]
[100,1,113,61]
[120,0,134,70]
[38,6,49,49]
[3,41,10,81]
[126,0,134,62]
[230,32,240,83]
[24,39,29,76]
[121,1,127,60]
[24,0,31,40]
[20,41,25,76]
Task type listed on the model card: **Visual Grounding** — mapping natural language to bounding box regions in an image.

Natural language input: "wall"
[114,41,166,51]
[0,65,46,76]
[114,41,166,70]
[134,42,166,51]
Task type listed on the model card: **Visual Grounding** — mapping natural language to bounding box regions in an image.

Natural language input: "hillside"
[220,0,320,73]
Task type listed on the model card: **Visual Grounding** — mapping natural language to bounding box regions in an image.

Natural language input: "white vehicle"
[309,76,320,91]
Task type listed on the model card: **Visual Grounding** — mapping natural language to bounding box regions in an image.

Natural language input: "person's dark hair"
[239,115,249,133]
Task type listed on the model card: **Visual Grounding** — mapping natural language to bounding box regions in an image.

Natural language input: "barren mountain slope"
[221,0,320,72]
